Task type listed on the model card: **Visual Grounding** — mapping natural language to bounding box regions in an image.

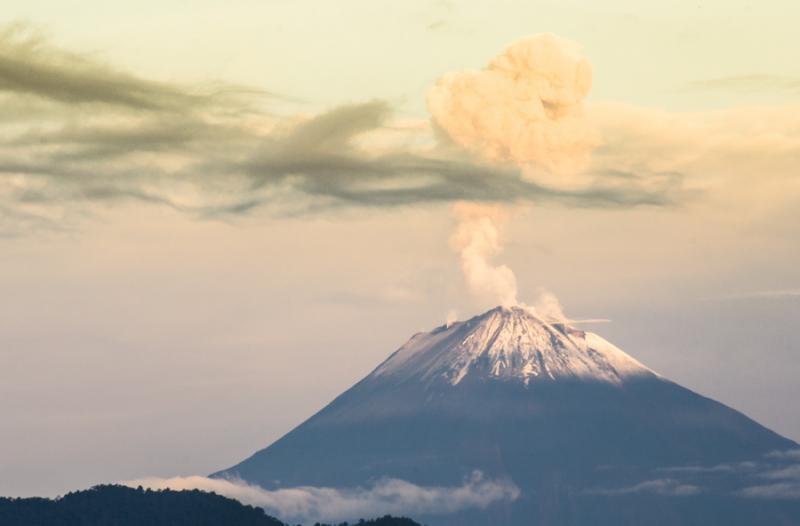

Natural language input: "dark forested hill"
[0,485,423,526]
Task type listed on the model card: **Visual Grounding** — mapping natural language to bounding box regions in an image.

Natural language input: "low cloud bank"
[590,449,800,501]
[585,478,701,497]
[738,450,800,500]
[121,472,519,524]
[739,482,800,499]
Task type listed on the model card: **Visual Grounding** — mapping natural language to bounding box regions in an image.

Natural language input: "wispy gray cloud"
[0,23,683,236]
[0,22,260,112]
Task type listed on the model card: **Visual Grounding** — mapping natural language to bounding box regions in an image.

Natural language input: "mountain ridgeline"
[0,485,423,526]
[215,306,800,525]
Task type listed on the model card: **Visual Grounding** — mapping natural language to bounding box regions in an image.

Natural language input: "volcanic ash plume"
[428,33,597,178]
[437,35,599,312]
[450,203,518,307]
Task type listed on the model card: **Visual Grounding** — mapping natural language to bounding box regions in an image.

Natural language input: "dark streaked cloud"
[0,23,682,236]
[246,100,682,209]
[0,22,261,112]
[0,98,678,234]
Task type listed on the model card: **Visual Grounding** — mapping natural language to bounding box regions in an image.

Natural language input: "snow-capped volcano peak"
[372,305,655,386]
[218,305,798,526]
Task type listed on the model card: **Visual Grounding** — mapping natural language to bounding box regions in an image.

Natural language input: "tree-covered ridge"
[0,485,423,526]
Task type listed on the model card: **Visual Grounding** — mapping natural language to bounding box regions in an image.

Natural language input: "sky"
[1,0,799,499]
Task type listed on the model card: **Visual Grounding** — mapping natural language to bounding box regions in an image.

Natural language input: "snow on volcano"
[372,306,655,386]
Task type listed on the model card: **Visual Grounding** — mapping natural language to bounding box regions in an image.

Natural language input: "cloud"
[767,449,800,461]
[0,25,689,236]
[0,95,674,236]
[586,478,701,497]
[710,289,800,302]
[761,465,800,480]
[0,22,257,112]
[587,102,800,185]
[658,461,760,475]
[10,25,800,238]
[428,33,597,177]
[688,75,800,95]
[425,35,800,234]
[235,100,673,212]
[735,451,800,499]
[122,472,520,523]
[642,450,800,501]
[738,482,800,499]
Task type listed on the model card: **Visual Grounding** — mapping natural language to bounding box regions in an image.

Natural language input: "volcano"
[214,306,800,525]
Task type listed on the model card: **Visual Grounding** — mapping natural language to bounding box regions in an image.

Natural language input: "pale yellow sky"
[9,0,800,112]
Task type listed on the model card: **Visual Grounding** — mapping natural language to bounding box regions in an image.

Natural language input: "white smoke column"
[445,309,459,327]
[530,289,567,322]
[428,33,597,179]
[450,203,518,307]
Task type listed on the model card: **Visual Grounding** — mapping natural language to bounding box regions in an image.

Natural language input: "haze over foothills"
[1,0,799,513]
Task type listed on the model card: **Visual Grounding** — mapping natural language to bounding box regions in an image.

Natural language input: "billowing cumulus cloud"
[122,472,520,523]
[428,33,597,178]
